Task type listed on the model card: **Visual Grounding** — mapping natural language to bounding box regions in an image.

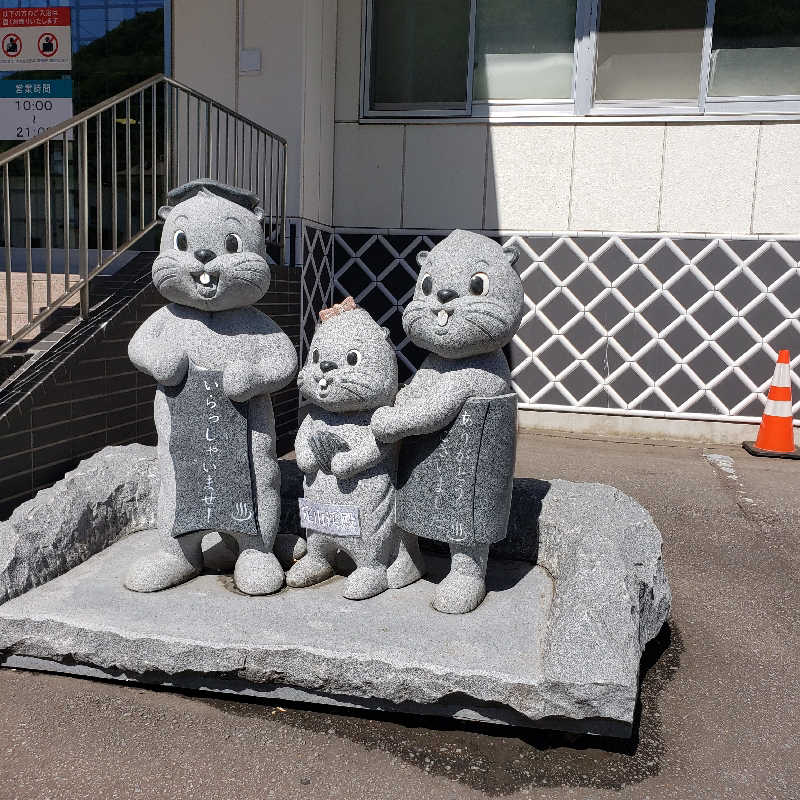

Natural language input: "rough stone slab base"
[0,446,671,736]
[0,445,157,606]
[1,530,630,736]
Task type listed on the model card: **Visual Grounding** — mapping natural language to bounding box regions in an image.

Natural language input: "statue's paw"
[370,407,399,443]
[286,555,334,588]
[124,552,199,592]
[343,567,388,600]
[432,573,486,614]
[330,452,359,479]
[150,354,189,387]
[222,361,257,403]
[272,533,307,569]
[233,550,284,595]
[387,549,424,589]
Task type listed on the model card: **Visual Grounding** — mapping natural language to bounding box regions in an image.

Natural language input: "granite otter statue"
[125,179,299,595]
[371,230,524,614]
[289,297,407,600]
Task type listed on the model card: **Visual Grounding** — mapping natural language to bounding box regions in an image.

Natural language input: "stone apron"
[164,361,260,539]
[396,393,517,545]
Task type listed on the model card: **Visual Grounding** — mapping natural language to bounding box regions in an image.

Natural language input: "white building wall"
[753,124,800,234]
[333,123,403,228]
[569,125,664,232]
[331,2,800,237]
[238,1,305,221]
[300,0,336,227]
[659,125,760,235]
[172,0,237,106]
[484,125,573,231]
[333,115,800,237]
[172,0,335,227]
[171,1,800,237]
[403,125,488,230]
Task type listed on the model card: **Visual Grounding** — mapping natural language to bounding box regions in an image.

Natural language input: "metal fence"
[327,229,800,425]
[0,73,287,353]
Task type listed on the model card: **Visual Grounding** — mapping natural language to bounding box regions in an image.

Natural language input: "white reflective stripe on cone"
[764,399,793,417]
[773,363,791,387]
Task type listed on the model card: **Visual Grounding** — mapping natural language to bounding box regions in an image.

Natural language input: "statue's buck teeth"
[437,310,449,327]
[199,272,211,285]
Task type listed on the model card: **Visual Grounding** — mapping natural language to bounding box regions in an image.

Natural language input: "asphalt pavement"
[1,428,798,800]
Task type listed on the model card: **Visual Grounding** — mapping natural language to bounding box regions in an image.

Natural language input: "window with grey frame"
[362,0,800,117]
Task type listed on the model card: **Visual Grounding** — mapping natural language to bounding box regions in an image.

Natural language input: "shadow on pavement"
[195,620,683,796]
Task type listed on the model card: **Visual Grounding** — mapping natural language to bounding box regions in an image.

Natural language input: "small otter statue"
[289,297,407,601]
[371,230,524,614]
[125,179,298,596]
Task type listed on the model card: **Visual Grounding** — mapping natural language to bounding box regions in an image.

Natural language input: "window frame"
[360,0,800,119]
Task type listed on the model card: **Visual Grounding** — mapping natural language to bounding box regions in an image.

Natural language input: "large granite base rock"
[0,446,670,735]
[0,445,158,605]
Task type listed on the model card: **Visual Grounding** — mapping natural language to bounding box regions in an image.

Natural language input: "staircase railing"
[0,73,287,354]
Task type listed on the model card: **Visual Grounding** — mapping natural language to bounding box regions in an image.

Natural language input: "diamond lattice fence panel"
[329,231,800,422]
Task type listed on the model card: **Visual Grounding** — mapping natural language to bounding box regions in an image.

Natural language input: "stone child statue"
[289,297,408,600]
[371,230,524,614]
[125,179,298,595]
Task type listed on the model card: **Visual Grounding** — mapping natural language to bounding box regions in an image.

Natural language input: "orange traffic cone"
[743,349,800,459]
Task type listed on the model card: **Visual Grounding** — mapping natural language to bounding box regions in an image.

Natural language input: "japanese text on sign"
[0,78,73,141]
[0,6,71,70]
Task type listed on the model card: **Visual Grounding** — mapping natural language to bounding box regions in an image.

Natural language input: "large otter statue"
[125,179,298,595]
[371,230,524,614]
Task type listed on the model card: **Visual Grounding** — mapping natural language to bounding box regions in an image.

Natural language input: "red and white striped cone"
[743,349,800,459]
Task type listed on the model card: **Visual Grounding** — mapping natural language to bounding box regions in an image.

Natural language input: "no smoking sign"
[0,7,71,70]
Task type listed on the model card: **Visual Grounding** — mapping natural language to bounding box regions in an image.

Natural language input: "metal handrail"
[0,74,288,354]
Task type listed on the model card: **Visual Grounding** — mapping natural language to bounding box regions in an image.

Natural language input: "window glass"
[594,0,707,102]
[709,0,800,97]
[472,0,577,101]
[369,0,471,110]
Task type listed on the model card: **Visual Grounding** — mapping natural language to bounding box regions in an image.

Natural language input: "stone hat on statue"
[165,179,262,215]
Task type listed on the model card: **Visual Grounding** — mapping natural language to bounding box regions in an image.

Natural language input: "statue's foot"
[272,533,307,569]
[387,548,424,589]
[432,573,486,614]
[343,567,388,600]
[286,555,334,588]
[234,550,284,595]
[124,552,199,592]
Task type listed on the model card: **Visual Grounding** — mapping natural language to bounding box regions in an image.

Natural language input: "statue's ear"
[502,245,519,267]
[416,250,430,269]
[253,205,265,224]
[157,205,172,222]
